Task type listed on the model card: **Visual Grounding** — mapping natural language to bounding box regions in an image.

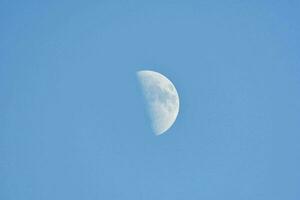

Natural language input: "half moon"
[137,70,180,135]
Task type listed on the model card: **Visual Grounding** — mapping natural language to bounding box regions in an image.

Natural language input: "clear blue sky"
[1,1,300,199]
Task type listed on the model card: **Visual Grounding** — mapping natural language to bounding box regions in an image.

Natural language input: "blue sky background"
[1,1,300,199]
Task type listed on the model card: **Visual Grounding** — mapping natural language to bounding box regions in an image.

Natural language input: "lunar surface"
[137,70,180,135]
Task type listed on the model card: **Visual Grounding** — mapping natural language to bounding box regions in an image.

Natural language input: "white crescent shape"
[137,70,180,135]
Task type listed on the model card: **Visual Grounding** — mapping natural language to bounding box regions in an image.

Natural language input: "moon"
[137,70,180,135]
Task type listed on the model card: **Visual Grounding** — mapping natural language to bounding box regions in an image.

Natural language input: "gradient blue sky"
[1,1,300,199]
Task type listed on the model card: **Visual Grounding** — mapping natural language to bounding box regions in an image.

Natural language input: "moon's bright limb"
[137,70,180,135]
